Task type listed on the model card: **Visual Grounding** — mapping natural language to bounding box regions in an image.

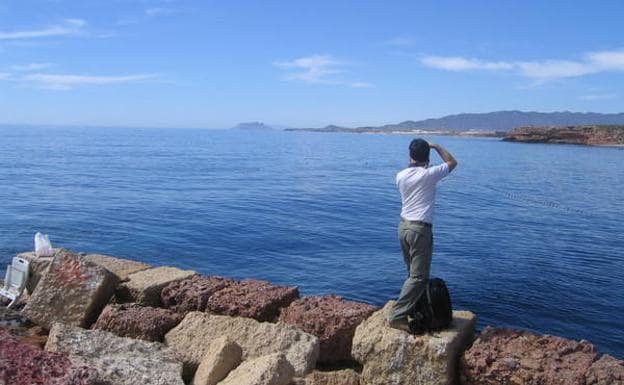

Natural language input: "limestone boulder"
[17,250,54,293]
[206,278,299,321]
[352,301,476,385]
[84,254,151,281]
[116,266,197,306]
[460,327,598,385]
[586,354,624,385]
[191,336,242,385]
[165,312,319,377]
[0,327,101,385]
[22,249,120,329]
[298,369,361,385]
[161,275,236,314]
[92,303,184,341]
[279,295,377,363]
[46,322,184,385]
[219,353,295,385]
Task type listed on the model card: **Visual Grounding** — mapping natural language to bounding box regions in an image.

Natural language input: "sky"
[1,0,623,128]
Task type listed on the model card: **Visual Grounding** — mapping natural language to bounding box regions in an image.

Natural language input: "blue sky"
[1,0,623,128]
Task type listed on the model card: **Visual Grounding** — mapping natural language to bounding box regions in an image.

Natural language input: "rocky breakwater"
[503,125,624,146]
[4,247,622,385]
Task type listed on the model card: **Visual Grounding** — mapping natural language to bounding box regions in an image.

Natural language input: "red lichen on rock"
[279,295,377,363]
[161,275,236,314]
[91,303,183,342]
[0,327,101,385]
[461,327,599,385]
[206,279,300,322]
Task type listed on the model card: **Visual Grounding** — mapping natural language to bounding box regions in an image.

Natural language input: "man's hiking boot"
[387,318,411,333]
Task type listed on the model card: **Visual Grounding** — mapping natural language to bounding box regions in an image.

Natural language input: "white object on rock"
[34,232,53,257]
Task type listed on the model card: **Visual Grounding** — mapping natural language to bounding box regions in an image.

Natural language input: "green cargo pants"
[388,219,433,322]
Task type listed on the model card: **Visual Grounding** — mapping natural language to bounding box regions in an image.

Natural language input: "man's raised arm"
[429,143,458,172]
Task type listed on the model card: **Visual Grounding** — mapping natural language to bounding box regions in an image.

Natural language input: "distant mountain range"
[289,111,624,133]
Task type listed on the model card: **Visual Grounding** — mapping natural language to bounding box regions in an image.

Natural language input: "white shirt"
[396,163,450,224]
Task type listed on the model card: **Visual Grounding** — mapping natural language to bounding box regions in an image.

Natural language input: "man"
[387,139,458,332]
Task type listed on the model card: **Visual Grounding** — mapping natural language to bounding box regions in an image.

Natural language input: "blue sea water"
[1,126,622,357]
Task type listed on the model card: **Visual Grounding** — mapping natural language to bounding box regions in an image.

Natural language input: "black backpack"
[409,278,453,334]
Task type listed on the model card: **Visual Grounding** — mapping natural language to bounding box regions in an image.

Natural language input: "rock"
[191,336,242,385]
[92,303,184,342]
[116,266,197,306]
[0,327,101,385]
[206,278,300,321]
[22,249,120,329]
[586,354,624,385]
[219,353,295,385]
[84,254,151,281]
[0,304,31,328]
[161,275,236,314]
[17,250,54,293]
[165,312,319,377]
[46,322,184,385]
[502,125,624,146]
[299,369,361,385]
[279,295,377,363]
[352,301,476,385]
[460,327,598,385]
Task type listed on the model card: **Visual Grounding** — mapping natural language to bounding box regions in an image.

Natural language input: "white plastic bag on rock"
[34,232,53,257]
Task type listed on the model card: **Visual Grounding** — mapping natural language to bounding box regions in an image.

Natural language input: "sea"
[1,126,622,357]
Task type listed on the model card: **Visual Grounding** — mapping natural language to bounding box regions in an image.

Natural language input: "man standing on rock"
[387,139,457,332]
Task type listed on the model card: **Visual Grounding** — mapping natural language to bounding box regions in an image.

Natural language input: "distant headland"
[286,110,624,135]
[503,125,624,146]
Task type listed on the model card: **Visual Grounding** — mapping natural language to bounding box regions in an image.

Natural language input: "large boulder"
[92,303,184,341]
[191,336,242,385]
[46,322,184,385]
[279,295,377,363]
[206,278,300,321]
[219,353,295,385]
[116,266,197,306]
[460,327,598,385]
[0,327,101,385]
[22,249,120,329]
[161,275,236,314]
[165,311,319,377]
[352,301,476,385]
[586,354,624,385]
[297,369,361,385]
[84,254,151,281]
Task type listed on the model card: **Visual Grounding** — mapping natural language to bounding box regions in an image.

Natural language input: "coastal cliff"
[503,125,624,146]
[1,248,623,385]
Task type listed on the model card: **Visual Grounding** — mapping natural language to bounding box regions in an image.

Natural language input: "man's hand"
[428,142,458,171]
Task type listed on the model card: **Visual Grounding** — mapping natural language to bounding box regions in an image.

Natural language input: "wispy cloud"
[385,36,416,47]
[0,72,11,80]
[579,93,618,101]
[0,19,86,40]
[421,49,624,81]
[274,54,371,88]
[10,62,52,71]
[421,56,513,71]
[19,73,156,90]
[145,7,175,17]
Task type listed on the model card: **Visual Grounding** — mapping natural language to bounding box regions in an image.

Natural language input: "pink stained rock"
[279,295,378,363]
[461,327,599,385]
[206,279,300,322]
[22,249,120,329]
[161,275,236,314]
[0,327,101,385]
[91,303,184,342]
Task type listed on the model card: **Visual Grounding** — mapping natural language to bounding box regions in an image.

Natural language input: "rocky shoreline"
[503,125,624,146]
[1,248,622,385]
